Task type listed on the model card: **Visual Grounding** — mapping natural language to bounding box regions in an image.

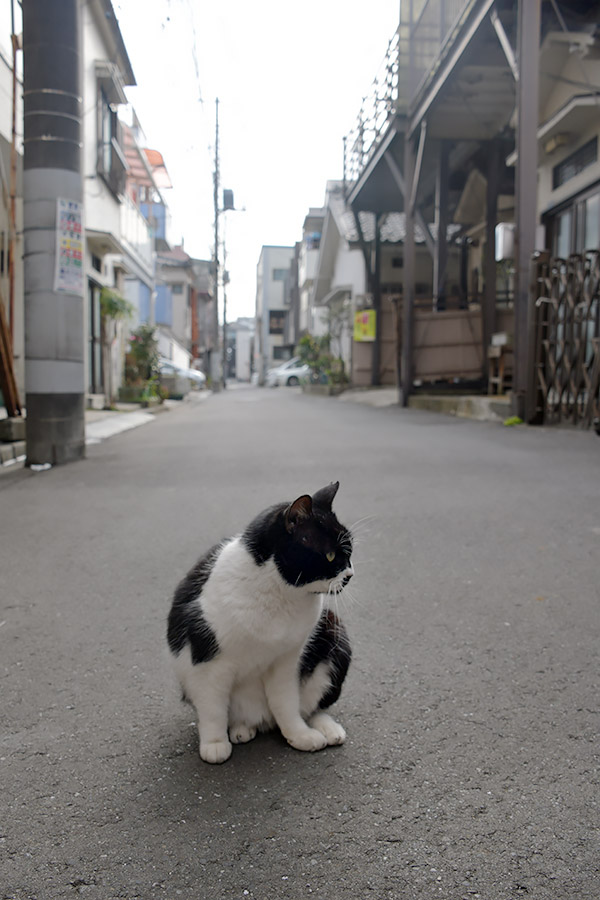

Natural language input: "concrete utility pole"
[22,0,85,464]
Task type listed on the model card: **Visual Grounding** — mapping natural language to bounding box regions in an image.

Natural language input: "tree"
[99,287,134,407]
[324,295,352,372]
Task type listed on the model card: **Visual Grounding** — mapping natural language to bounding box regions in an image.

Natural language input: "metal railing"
[343,28,400,185]
[343,0,474,189]
[409,0,473,99]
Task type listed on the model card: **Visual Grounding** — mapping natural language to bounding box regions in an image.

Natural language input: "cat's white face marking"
[308,559,354,596]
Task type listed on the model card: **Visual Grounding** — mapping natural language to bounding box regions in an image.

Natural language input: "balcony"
[119,194,153,277]
[343,0,489,189]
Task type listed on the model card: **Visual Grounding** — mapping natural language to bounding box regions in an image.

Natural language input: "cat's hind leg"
[299,612,352,747]
[228,678,272,744]
[300,661,347,746]
[308,711,346,745]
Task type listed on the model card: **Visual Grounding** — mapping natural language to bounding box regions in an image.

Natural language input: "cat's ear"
[285,494,313,532]
[312,481,340,510]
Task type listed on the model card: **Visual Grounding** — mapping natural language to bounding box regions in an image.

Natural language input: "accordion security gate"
[531,251,600,429]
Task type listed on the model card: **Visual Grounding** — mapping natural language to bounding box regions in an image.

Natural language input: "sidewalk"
[338,386,511,421]
[0,392,211,470]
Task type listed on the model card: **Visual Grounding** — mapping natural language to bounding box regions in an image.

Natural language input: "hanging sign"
[54,198,84,294]
[354,309,376,342]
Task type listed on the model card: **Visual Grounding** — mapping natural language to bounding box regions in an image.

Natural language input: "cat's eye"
[326,551,335,562]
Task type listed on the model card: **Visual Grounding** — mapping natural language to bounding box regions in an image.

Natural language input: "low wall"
[352,299,513,386]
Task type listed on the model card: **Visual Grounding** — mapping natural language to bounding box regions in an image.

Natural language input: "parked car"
[265,357,310,387]
[159,359,206,398]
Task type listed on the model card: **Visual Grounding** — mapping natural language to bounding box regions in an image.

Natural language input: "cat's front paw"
[286,727,328,753]
[200,739,232,764]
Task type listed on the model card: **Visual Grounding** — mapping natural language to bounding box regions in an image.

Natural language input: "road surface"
[1,386,599,899]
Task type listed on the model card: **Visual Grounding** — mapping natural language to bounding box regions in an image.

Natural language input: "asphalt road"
[1,386,599,900]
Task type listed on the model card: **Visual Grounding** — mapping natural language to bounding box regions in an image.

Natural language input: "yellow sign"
[354,309,376,342]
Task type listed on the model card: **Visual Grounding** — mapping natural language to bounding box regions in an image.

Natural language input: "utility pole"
[22,0,85,464]
[513,0,541,420]
[212,98,222,390]
[222,240,228,386]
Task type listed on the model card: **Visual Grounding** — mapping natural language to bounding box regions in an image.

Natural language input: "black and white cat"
[167,481,353,764]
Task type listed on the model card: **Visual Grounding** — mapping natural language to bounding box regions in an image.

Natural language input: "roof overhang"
[347,123,405,212]
[316,286,353,308]
[87,229,123,257]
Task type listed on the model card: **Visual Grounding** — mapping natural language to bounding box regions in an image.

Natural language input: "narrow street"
[1,387,599,900]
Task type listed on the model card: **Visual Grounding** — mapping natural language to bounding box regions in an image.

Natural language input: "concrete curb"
[408,394,511,422]
[85,409,156,445]
[337,387,511,422]
[0,440,26,468]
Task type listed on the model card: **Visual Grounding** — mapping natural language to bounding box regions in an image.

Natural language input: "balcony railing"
[343,0,474,188]
[409,0,472,99]
[343,28,400,185]
[120,193,153,273]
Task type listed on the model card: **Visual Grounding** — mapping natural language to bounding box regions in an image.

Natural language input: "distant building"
[154,245,213,373]
[298,209,324,335]
[227,317,255,382]
[255,245,296,383]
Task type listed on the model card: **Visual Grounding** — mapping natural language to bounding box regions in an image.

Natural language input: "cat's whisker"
[348,515,377,535]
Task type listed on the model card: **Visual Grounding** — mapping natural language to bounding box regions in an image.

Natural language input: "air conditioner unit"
[495,222,546,260]
[495,223,514,261]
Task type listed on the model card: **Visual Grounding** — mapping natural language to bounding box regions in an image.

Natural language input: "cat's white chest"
[202,538,321,660]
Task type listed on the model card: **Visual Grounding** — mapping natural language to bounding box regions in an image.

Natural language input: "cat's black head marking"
[243,482,353,590]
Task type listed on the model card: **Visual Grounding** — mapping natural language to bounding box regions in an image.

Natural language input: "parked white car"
[159,359,206,397]
[266,357,310,387]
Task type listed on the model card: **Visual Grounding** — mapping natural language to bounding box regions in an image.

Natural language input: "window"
[550,187,600,257]
[171,283,184,294]
[553,138,597,190]
[555,209,572,257]
[272,268,288,282]
[269,310,285,334]
[579,193,600,252]
[97,87,127,196]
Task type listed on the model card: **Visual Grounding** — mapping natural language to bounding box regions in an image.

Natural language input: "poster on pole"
[54,198,84,294]
[354,309,376,342]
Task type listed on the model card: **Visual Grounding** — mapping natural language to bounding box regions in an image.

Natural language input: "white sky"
[113,0,399,322]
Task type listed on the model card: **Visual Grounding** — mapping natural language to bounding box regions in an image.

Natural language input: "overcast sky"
[113,0,399,322]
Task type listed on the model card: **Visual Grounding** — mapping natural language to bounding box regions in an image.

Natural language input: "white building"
[298,208,324,335]
[255,245,295,384]
[0,6,24,400]
[81,0,154,406]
